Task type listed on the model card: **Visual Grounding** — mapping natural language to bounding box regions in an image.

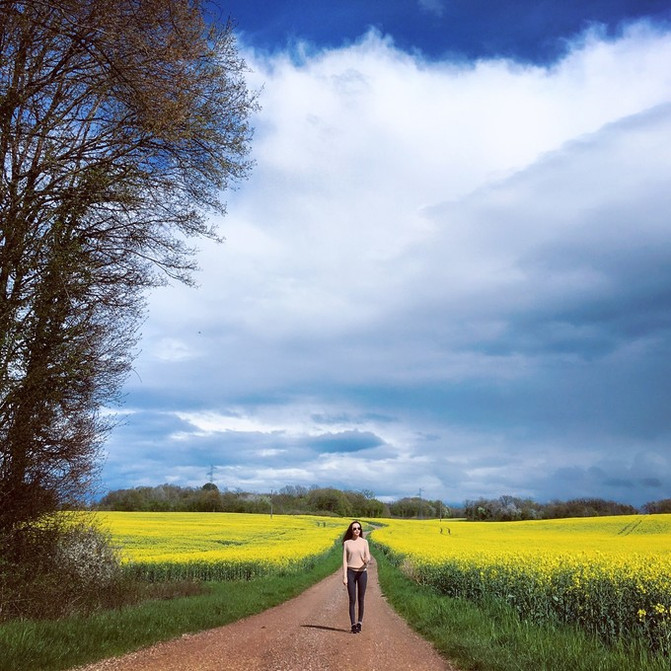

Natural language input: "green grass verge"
[0,546,341,671]
[374,545,668,671]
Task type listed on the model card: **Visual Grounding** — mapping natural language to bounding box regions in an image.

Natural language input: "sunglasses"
[352,526,361,531]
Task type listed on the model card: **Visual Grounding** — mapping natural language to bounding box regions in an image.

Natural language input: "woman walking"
[342,520,371,633]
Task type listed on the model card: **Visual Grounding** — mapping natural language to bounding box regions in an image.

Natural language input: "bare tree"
[0,0,257,534]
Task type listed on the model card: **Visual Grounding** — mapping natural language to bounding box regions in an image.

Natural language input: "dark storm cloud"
[310,430,385,454]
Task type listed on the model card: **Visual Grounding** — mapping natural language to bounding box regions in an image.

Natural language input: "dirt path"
[74,560,457,671]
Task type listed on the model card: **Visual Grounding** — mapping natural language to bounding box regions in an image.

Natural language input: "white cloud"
[105,22,671,506]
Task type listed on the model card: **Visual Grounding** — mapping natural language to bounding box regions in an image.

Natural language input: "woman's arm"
[342,542,348,584]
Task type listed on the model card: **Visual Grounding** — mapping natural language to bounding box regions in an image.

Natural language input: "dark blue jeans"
[346,568,367,625]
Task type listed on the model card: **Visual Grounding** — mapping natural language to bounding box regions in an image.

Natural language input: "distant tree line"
[463,495,644,521]
[96,485,671,521]
[642,498,671,515]
[97,484,390,518]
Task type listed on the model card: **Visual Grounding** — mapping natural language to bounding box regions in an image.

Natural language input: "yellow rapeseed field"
[97,512,346,581]
[372,514,671,655]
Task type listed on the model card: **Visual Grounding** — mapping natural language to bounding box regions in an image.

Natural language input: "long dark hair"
[342,520,363,543]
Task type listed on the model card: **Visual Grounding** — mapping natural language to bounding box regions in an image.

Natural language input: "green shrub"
[0,517,126,620]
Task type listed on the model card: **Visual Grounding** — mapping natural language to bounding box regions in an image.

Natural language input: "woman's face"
[351,523,361,536]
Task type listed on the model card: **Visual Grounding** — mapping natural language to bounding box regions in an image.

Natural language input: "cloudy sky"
[102,0,671,507]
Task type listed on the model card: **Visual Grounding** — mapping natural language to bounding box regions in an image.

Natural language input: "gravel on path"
[73,559,458,671]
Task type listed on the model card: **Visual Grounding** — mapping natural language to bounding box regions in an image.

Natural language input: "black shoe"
[351,624,357,633]
[356,622,362,633]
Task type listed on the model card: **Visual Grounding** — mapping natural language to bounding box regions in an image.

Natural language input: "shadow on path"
[301,624,350,633]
